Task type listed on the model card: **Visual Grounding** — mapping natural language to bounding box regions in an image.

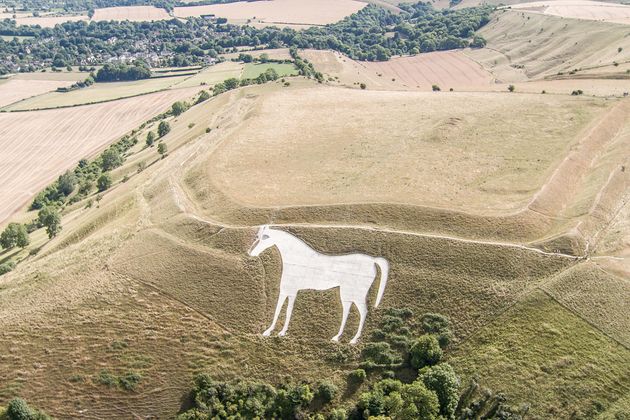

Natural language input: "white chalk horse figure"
[249,225,389,344]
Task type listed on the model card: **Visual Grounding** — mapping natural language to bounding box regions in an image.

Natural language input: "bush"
[420,313,453,348]
[97,173,112,192]
[571,89,584,96]
[349,369,367,384]
[119,371,141,391]
[196,90,210,104]
[360,83,366,89]
[432,84,441,91]
[5,397,49,420]
[362,342,402,366]
[508,84,515,92]
[157,142,168,158]
[0,261,16,275]
[316,381,338,403]
[410,335,443,369]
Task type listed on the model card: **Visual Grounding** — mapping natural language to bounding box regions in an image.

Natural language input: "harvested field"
[0,79,74,108]
[302,49,494,90]
[469,10,630,80]
[91,5,171,21]
[4,77,190,111]
[0,88,196,225]
[173,0,366,27]
[13,14,88,27]
[204,85,607,214]
[486,79,630,97]
[509,0,630,24]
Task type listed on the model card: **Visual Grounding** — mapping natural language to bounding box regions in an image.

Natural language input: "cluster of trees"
[95,61,151,82]
[0,2,492,74]
[5,0,245,14]
[211,67,282,96]
[179,309,524,419]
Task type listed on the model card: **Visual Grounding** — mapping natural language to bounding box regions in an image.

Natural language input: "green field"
[242,62,298,79]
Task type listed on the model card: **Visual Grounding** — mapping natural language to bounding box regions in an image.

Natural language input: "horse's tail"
[373,257,389,308]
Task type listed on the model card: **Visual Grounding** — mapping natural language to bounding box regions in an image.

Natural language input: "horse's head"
[248,225,274,257]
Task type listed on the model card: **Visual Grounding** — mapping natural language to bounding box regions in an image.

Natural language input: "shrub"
[0,261,16,275]
[362,342,402,366]
[508,84,515,92]
[196,90,210,104]
[97,173,112,192]
[349,369,367,384]
[571,89,584,96]
[5,397,49,420]
[410,335,443,369]
[432,84,441,91]
[420,313,453,348]
[316,381,338,403]
[360,83,366,89]
[328,408,347,419]
[119,371,141,391]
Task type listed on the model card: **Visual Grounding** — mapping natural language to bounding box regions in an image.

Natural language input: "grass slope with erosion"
[0,78,628,418]
[465,9,630,82]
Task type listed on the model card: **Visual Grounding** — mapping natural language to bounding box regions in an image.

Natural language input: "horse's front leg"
[350,300,368,345]
[263,293,287,336]
[332,300,352,342]
[278,295,296,337]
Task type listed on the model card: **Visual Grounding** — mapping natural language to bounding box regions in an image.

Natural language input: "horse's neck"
[271,230,315,260]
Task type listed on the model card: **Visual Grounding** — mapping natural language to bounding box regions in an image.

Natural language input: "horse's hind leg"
[350,300,368,345]
[332,301,351,342]
[278,295,296,337]
[263,294,287,336]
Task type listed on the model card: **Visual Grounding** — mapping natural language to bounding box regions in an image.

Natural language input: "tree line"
[0,2,493,74]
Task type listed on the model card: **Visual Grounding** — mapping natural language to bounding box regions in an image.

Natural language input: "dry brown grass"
[203,84,607,214]
[0,78,628,418]
[467,10,630,81]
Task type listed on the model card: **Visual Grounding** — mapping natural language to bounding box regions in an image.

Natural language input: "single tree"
[57,170,77,196]
[101,148,123,171]
[146,131,156,146]
[171,101,188,116]
[157,142,168,158]
[97,173,112,192]
[158,121,171,137]
[196,90,210,104]
[418,363,460,419]
[38,206,61,239]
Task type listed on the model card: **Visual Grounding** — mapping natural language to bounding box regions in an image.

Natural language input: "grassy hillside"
[0,78,628,418]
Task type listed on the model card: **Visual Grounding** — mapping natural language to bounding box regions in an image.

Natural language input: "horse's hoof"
[331,336,340,342]
[278,331,287,337]
[262,330,272,337]
[349,338,359,345]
